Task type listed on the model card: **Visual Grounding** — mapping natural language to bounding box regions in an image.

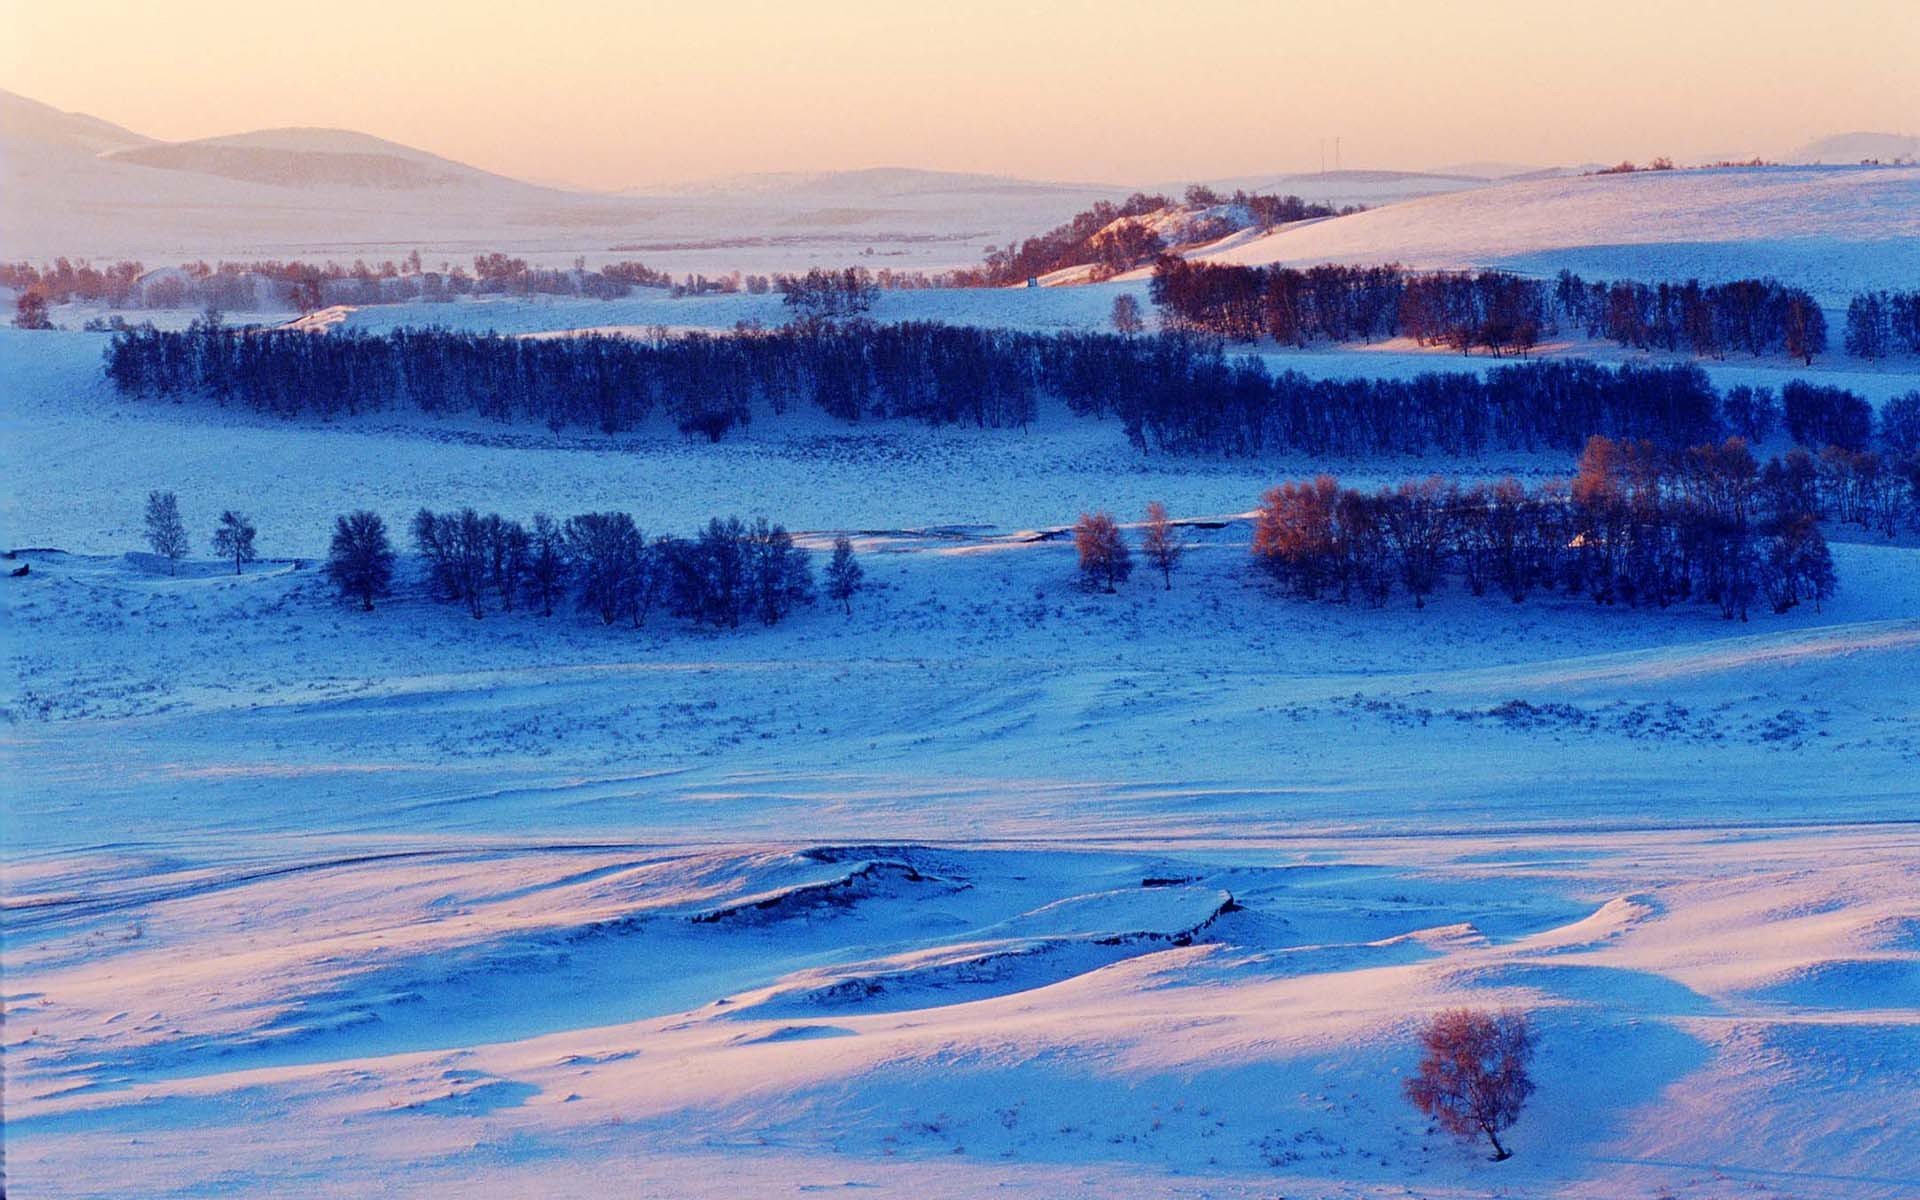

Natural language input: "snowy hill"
[1182,167,1489,207]
[1182,164,1920,299]
[0,91,1117,272]
[103,125,543,191]
[0,88,153,157]
[1786,131,1919,164]
[636,165,1122,203]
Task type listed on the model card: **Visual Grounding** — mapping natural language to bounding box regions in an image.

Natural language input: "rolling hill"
[0,90,1122,271]
[1178,164,1920,299]
[102,126,544,191]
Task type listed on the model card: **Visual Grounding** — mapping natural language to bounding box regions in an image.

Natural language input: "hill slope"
[1185,165,1920,299]
[1786,131,1919,164]
[0,92,1113,270]
[103,126,540,191]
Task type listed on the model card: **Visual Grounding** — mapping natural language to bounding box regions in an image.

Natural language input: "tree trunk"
[1485,1126,1510,1161]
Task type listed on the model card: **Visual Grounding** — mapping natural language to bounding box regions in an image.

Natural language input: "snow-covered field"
[6,295,1920,1199]
[1184,166,1920,301]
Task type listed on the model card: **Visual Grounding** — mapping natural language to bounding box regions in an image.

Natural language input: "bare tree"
[1141,501,1182,589]
[825,535,864,614]
[748,518,814,626]
[144,491,190,574]
[1111,293,1145,335]
[1404,1008,1536,1161]
[1073,511,1133,593]
[211,511,258,575]
[14,291,53,330]
[527,513,569,617]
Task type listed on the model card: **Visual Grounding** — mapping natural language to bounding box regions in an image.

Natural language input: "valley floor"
[4,326,1919,1199]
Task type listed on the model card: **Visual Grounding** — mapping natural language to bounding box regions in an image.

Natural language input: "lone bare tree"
[825,535,863,614]
[1141,501,1182,589]
[1073,510,1133,593]
[144,491,189,574]
[1111,293,1145,335]
[212,510,258,575]
[1404,1008,1535,1161]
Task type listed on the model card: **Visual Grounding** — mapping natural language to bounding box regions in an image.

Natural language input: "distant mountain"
[0,88,153,157]
[1180,169,1490,208]
[0,90,1116,271]
[634,166,1122,202]
[1785,131,1919,164]
[1428,161,1540,180]
[105,127,547,191]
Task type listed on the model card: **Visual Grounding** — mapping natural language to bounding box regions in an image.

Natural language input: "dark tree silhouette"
[211,511,258,575]
[143,490,189,574]
[325,511,395,610]
[527,513,569,617]
[825,535,864,614]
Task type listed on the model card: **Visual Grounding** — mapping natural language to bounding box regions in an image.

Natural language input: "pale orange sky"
[4,0,1915,189]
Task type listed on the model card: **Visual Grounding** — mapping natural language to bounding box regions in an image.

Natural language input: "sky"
[4,0,1916,190]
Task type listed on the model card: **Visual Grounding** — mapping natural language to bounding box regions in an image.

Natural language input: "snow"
[5,167,1920,1199]
[1181,165,1920,300]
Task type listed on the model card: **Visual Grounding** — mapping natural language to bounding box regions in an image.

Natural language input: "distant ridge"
[105,127,544,191]
[0,88,153,156]
[1785,131,1919,164]
[629,166,1125,201]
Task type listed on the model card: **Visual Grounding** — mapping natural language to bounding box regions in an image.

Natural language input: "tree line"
[1152,259,1915,365]
[317,507,864,625]
[104,319,1041,435]
[1241,435,1844,620]
[1069,433,1920,620]
[1843,291,1920,359]
[103,322,1911,464]
[3,253,709,313]
[403,508,839,628]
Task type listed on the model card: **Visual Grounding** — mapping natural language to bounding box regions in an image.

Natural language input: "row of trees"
[104,322,1053,434]
[320,507,864,626]
[776,268,880,325]
[4,254,699,314]
[1553,273,1830,362]
[1150,260,1849,364]
[1095,357,1731,458]
[107,323,1905,461]
[1843,291,1920,359]
[1246,436,1838,619]
[1058,436,1915,618]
